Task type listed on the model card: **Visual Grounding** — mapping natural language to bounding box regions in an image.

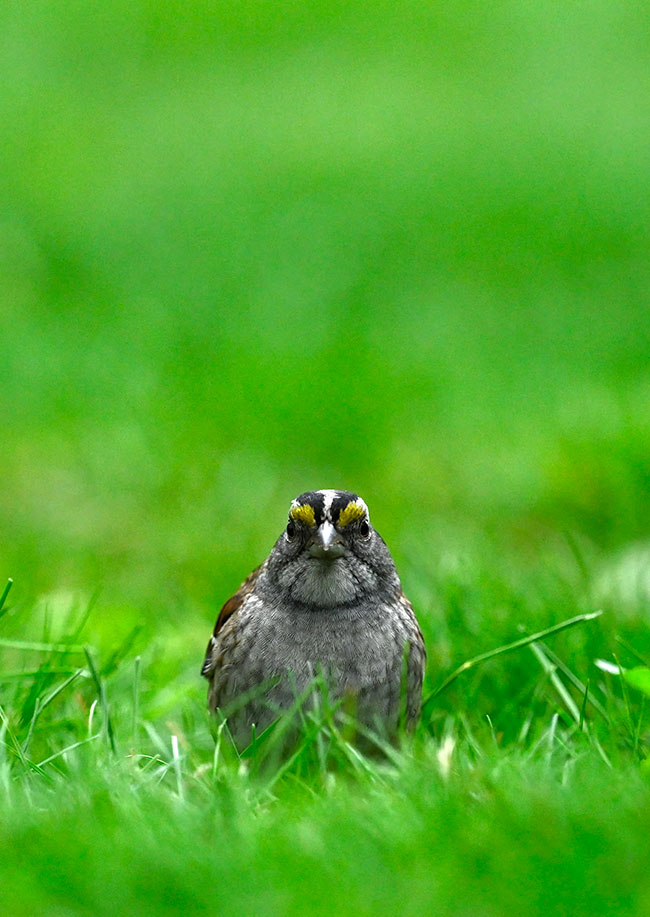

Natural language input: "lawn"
[2,2,650,914]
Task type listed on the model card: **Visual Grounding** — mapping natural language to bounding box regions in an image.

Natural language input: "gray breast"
[211,595,419,749]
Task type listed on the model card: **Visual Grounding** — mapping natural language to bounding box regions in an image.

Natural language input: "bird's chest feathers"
[241,598,397,687]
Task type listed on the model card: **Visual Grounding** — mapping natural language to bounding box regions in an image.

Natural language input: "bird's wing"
[200,564,263,678]
[398,591,427,729]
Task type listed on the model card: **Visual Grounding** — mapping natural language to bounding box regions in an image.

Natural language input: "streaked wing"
[200,564,262,678]
[398,590,427,728]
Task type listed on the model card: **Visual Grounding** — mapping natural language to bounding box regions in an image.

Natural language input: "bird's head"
[264,489,399,608]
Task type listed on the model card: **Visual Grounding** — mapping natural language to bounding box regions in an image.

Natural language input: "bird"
[201,489,426,750]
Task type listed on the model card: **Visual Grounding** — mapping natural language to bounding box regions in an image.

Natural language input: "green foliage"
[2,0,650,913]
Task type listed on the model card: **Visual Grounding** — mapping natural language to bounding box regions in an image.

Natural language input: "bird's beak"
[308,521,346,560]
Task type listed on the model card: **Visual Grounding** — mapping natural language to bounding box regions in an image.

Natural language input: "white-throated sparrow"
[202,490,426,749]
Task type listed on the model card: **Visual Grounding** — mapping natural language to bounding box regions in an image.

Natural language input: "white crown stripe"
[291,490,369,524]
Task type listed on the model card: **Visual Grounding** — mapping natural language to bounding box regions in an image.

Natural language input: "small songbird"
[201,490,426,749]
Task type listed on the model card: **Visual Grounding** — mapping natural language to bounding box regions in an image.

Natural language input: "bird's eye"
[286,520,296,540]
[359,520,370,538]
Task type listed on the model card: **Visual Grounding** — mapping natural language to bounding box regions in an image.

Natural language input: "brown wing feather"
[200,564,262,678]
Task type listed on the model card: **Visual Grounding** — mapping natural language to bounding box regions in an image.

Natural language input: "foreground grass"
[4,748,650,916]
[2,532,650,916]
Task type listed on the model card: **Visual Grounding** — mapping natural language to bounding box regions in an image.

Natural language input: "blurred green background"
[2,0,650,632]
[4,5,650,915]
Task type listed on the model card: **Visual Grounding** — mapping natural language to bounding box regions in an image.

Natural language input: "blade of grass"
[613,651,636,748]
[254,678,341,791]
[142,720,174,760]
[171,734,184,801]
[66,586,101,645]
[36,734,100,768]
[244,673,331,770]
[537,642,609,721]
[132,655,141,748]
[517,676,551,746]
[22,668,87,753]
[239,718,278,760]
[0,705,46,777]
[41,602,52,650]
[423,610,602,717]
[0,707,9,793]
[546,712,559,762]
[0,668,81,681]
[633,695,646,758]
[335,712,404,767]
[37,668,86,712]
[102,624,143,676]
[579,678,590,732]
[328,727,388,784]
[84,647,116,754]
[0,638,88,654]
[529,643,581,726]
[0,578,13,617]
[615,635,650,668]
[211,719,228,778]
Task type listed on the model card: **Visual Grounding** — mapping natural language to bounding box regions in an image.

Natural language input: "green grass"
[2,0,650,913]
[3,543,650,916]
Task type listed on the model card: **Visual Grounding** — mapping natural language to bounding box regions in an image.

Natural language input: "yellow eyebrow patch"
[338,501,366,527]
[290,503,316,526]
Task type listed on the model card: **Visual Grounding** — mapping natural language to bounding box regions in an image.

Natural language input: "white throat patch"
[291,556,358,606]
